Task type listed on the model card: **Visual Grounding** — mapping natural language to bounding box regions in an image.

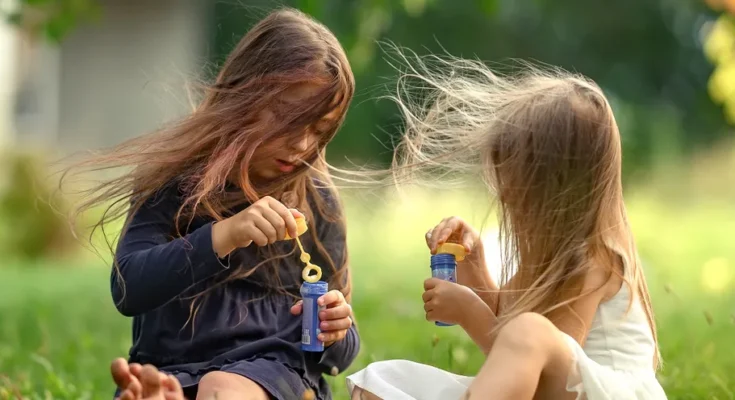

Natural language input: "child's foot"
[111,358,185,400]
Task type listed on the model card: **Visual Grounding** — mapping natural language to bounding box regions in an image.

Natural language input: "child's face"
[249,83,340,181]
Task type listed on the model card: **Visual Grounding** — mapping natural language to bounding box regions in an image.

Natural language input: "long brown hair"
[388,49,661,367]
[60,8,355,318]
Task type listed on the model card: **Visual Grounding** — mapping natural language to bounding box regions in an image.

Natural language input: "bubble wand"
[284,217,327,351]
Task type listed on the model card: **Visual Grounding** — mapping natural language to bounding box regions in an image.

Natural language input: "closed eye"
[314,119,335,134]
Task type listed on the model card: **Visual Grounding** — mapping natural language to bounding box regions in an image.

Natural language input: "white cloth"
[347,249,667,399]
[563,333,667,399]
[346,359,473,400]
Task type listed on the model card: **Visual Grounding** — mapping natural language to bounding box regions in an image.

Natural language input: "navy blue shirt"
[112,182,358,399]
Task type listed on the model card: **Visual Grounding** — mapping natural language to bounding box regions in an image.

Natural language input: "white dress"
[346,265,668,399]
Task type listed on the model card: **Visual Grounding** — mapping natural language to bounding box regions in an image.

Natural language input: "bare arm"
[463,260,615,355]
[551,264,619,345]
[456,247,501,315]
[457,295,498,355]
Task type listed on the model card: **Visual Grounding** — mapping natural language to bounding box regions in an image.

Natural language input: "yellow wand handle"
[283,216,323,283]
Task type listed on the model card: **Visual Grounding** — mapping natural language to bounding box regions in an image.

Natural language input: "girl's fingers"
[440,217,463,244]
[319,303,351,321]
[320,316,352,332]
[245,225,269,247]
[318,290,345,307]
[290,300,303,316]
[429,217,465,251]
[249,216,276,245]
[422,289,434,303]
[260,207,287,242]
[438,227,455,244]
[318,330,347,343]
[267,199,298,239]
[253,212,279,244]
[428,217,452,251]
[462,230,475,253]
[424,278,440,290]
[429,224,445,252]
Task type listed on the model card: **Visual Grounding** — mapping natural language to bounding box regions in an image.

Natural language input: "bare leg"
[465,313,576,400]
[350,387,383,400]
[111,358,185,400]
[196,371,270,400]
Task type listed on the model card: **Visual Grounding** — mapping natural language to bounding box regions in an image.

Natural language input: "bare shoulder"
[583,251,625,301]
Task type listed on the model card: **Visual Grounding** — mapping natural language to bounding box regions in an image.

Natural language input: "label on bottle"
[302,297,325,349]
[432,267,456,282]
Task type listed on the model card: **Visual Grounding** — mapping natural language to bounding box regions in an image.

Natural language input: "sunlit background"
[1,0,734,399]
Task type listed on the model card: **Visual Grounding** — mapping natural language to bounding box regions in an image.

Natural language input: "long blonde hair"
[387,48,661,368]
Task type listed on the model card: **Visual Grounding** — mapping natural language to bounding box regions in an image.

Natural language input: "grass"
[1,188,734,399]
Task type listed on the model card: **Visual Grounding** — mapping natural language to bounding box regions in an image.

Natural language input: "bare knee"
[197,371,269,400]
[352,387,383,400]
[494,312,556,354]
[198,371,231,391]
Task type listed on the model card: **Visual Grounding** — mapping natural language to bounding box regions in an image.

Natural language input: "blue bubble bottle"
[431,243,466,327]
[281,215,328,352]
[300,280,328,352]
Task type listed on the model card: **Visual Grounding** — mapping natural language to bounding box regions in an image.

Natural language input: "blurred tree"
[3,0,729,177]
[2,0,100,42]
[252,0,724,175]
[702,0,735,124]
[0,151,76,261]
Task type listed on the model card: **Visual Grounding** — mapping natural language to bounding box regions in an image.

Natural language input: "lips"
[275,159,296,173]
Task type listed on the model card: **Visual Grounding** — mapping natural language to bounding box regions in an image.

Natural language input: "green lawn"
[1,190,734,399]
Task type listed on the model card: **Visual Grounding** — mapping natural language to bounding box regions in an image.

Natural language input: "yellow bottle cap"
[436,242,466,262]
[283,216,308,240]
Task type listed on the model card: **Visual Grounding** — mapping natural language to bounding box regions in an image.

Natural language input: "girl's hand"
[212,196,303,257]
[290,290,353,347]
[425,216,484,262]
[422,277,483,326]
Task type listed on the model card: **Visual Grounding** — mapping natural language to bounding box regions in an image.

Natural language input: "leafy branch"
[2,0,100,42]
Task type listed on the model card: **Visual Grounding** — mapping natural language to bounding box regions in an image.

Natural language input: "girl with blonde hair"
[347,51,667,400]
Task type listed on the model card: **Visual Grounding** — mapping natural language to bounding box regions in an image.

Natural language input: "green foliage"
[0,152,75,263]
[206,0,727,173]
[3,0,100,42]
[4,0,727,174]
[704,13,735,125]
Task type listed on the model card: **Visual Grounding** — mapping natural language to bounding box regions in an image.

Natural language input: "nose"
[291,134,312,153]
